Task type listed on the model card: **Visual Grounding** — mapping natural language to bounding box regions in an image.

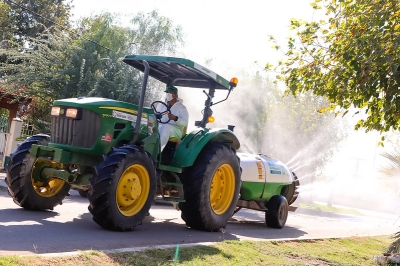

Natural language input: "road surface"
[0,176,398,256]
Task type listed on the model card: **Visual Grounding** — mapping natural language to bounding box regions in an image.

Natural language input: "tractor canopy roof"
[122,55,230,90]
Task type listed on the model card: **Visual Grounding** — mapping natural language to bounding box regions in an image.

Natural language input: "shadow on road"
[0,190,344,256]
[0,203,242,255]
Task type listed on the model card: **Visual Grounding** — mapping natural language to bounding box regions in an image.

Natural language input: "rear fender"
[171,128,240,168]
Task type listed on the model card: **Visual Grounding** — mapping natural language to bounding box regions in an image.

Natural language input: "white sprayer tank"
[237,153,294,185]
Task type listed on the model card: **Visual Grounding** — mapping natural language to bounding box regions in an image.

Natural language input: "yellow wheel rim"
[210,164,236,215]
[116,164,150,217]
[31,160,66,198]
[32,179,65,198]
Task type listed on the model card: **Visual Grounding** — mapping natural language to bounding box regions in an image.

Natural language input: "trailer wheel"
[88,145,156,231]
[5,134,71,210]
[281,172,300,205]
[179,143,241,231]
[265,195,288,229]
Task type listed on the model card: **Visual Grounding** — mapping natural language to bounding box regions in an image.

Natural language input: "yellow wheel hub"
[31,176,65,198]
[31,159,66,198]
[116,164,150,217]
[210,164,236,215]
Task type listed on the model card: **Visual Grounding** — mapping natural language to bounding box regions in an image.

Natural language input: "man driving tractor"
[156,86,189,150]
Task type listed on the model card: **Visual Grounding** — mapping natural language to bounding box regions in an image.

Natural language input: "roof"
[122,55,230,90]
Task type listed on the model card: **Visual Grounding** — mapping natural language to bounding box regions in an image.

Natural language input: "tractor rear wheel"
[6,134,71,210]
[179,143,241,231]
[88,145,156,231]
[265,195,288,229]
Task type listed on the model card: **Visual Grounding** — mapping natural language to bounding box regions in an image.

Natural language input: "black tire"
[178,143,241,231]
[281,172,300,205]
[78,189,87,198]
[88,145,156,231]
[265,195,288,229]
[5,134,71,210]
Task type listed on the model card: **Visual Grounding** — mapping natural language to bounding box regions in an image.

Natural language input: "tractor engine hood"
[53,97,139,113]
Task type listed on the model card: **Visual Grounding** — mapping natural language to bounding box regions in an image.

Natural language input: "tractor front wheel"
[88,145,156,231]
[179,143,241,231]
[78,189,88,198]
[6,134,71,210]
[265,195,288,229]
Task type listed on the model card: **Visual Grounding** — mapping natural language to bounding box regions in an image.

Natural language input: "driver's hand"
[167,113,177,120]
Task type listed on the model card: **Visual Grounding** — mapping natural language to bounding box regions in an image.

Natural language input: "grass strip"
[0,236,391,266]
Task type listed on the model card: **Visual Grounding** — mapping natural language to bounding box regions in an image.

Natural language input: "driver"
[156,86,189,151]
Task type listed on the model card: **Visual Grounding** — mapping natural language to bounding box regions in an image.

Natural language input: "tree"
[69,11,183,104]
[2,0,72,46]
[0,2,14,46]
[0,0,72,88]
[0,26,74,126]
[269,0,400,137]
[129,10,184,55]
[0,11,184,124]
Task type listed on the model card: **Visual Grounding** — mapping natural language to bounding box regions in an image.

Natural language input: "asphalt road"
[0,174,398,256]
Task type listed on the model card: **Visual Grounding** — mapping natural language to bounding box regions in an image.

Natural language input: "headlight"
[66,108,78,118]
[51,106,61,116]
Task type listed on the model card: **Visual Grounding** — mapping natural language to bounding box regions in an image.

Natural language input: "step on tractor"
[5,55,299,231]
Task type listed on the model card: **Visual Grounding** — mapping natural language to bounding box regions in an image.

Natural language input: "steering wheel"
[150,101,171,124]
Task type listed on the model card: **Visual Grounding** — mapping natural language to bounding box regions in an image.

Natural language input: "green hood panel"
[50,97,156,156]
[53,97,153,116]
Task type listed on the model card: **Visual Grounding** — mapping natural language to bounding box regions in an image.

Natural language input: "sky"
[71,0,315,76]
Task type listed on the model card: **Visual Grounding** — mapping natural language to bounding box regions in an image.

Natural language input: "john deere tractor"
[5,55,299,231]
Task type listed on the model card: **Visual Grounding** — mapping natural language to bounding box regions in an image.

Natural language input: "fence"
[20,122,38,139]
[0,116,8,133]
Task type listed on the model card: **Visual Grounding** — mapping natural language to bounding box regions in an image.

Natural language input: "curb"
[19,235,393,258]
[30,242,217,258]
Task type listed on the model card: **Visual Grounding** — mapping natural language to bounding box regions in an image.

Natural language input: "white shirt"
[156,98,189,130]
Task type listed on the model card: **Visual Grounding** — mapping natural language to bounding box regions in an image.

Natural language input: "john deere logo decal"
[101,134,112,142]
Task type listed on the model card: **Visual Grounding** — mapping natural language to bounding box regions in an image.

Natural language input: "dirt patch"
[286,253,332,265]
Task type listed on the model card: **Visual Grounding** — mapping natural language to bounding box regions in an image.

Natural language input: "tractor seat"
[161,127,187,165]
[168,127,187,142]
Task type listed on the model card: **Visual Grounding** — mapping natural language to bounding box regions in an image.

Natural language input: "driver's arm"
[170,104,188,127]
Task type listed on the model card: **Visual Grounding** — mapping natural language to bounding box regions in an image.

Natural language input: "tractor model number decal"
[112,110,136,121]
[112,110,148,124]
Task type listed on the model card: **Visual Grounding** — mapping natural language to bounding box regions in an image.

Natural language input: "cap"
[164,86,178,94]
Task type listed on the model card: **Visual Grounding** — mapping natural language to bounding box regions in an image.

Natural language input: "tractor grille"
[50,109,101,148]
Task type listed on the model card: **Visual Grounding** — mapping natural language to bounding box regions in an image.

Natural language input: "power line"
[6,0,114,52]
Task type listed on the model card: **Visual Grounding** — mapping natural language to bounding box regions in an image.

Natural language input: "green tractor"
[5,55,299,231]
